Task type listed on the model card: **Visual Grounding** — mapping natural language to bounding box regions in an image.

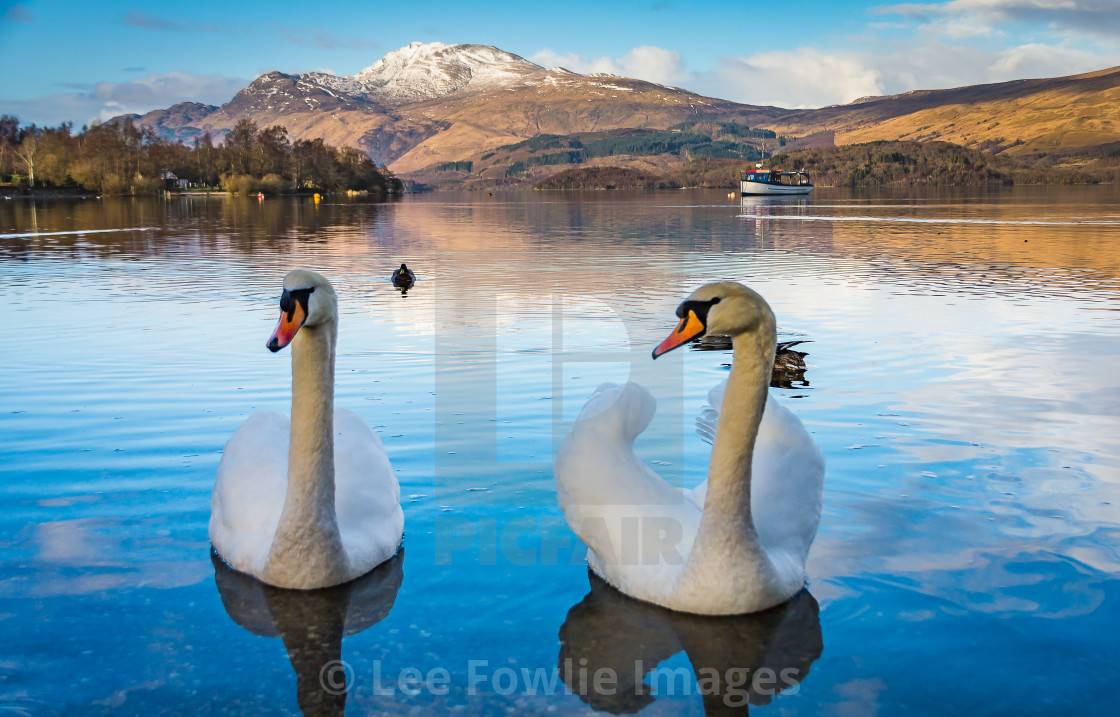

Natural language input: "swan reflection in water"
[559,572,822,715]
[212,549,404,716]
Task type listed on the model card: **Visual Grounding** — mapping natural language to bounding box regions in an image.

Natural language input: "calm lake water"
[2,187,1119,715]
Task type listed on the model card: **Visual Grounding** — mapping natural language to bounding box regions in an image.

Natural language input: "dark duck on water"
[694,335,812,387]
[392,263,416,291]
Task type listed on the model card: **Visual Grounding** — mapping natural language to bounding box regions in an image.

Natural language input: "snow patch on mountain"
[302,73,365,98]
[295,42,548,107]
[237,43,680,109]
[220,42,679,119]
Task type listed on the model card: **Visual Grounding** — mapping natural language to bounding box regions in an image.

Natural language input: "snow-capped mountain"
[250,42,547,108]
[130,41,766,170]
[352,42,543,105]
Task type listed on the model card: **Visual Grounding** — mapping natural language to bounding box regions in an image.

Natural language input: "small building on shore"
[159,170,188,190]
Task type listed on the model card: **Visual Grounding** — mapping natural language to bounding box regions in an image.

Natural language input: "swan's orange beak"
[267,301,306,353]
[652,309,705,359]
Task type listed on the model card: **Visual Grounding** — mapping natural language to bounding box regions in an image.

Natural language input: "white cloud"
[704,50,886,108]
[866,39,1116,93]
[532,45,688,86]
[1,71,247,126]
[533,45,883,107]
[879,0,1120,43]
[532,37,1118,109]
[860,42,984,92]
[988,41,1114,77]
[937,15,1001,37]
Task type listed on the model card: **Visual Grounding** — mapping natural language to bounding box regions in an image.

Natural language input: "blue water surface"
[1,187,1119,715]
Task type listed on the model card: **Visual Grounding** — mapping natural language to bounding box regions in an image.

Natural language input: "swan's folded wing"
[557,383,686,507]
[690,384,824,561]
[751,396,825,562]
[556,383,701,587]
[332,408,404,574]
[210,410,289,575]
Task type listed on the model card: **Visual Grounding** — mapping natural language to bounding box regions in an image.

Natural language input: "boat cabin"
[742,169,811,186]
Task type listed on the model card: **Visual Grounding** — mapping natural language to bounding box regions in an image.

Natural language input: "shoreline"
[0,189,375,201]
[1,187,99,200]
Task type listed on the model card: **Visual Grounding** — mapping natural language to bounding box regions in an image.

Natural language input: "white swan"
[210,269,404,590]
[555,282,824,615]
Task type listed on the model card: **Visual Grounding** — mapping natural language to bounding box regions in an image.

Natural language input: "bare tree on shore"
[16,131,40,188]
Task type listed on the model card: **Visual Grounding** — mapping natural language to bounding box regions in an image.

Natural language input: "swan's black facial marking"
[653,296,721,359]
[279,287,314,322]
[675,296,721,334]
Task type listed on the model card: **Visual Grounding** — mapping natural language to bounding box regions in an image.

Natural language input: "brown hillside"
[129,44,783,173]
[387,74,762,172]
[767,66,1120,160]
[127,43,1120,185]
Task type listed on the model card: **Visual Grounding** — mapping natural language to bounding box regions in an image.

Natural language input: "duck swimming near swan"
[555,282,824,615]
[210,270,404,590]
[695,335,811,373]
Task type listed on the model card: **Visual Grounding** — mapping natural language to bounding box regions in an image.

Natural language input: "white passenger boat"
[740,168,813,195]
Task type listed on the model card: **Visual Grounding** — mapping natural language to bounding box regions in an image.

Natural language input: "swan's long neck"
[682,321,779,590]
[264,317,350,587]
[288,321,337,517]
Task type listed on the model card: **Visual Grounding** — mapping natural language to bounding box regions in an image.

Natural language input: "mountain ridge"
[127,41,775,163]
[124,42,1120,181]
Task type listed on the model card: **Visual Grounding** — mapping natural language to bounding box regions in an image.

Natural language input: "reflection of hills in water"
[559,572,822,715]
[3,189,1119,299]
[212,549,404,716]
[738,189,1120,297]
[0,196,395,260]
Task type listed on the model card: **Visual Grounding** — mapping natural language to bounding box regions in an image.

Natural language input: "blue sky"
[2,0,1118,126]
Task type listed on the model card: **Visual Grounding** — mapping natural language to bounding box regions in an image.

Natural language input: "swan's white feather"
[555,380,824,613]
[209,408,403,581]
[331,409,404,573]
[210,410,289,577]
[556,383,702,594]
